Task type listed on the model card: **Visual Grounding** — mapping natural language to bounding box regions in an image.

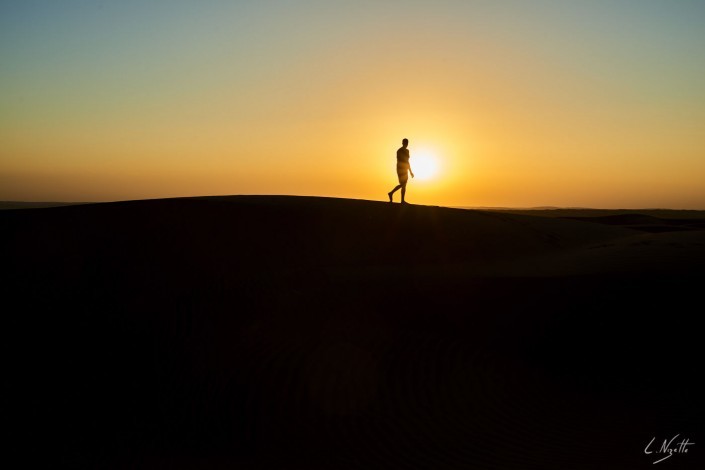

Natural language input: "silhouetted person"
[388,138,414,204]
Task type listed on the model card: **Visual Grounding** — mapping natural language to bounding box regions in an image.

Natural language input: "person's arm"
[409,164,414,178]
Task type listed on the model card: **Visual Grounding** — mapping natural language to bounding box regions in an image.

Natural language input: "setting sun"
[411,152,440,181]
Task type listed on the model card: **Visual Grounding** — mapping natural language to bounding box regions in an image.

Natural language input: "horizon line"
[1,195,705,212]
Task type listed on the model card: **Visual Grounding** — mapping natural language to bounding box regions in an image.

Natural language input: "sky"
[1,0,704,208]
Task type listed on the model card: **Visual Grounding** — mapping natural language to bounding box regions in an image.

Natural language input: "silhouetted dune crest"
[0,195,646,276]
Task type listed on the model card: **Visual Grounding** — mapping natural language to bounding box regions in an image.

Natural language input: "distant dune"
[468,206,705,219]
[0,201,90,210]
[3,196,704,468]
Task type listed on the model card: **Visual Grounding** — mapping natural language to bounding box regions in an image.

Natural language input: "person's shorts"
[397,164,409,184]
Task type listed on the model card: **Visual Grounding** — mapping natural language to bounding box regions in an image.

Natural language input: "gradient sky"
[2,0,704,208]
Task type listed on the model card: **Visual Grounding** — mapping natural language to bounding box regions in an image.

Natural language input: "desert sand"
[3,196,703,468]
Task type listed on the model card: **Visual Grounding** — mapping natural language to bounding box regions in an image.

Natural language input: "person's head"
[402,138,408,147]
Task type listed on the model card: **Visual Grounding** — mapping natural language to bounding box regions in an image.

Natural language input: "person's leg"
[388,184,402,202]
[391,169,408,203]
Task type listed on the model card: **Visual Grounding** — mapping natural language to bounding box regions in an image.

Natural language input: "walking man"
[388,138,414,204]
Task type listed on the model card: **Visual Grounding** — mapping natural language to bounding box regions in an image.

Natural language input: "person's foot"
[387,192,393,203]
[401,200,408,205]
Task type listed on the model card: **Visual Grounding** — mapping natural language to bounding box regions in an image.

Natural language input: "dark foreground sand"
[2,196,704,468]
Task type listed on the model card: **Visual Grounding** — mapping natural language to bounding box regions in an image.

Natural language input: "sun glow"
[411,152,439,181]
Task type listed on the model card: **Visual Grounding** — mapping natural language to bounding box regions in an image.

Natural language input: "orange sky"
[2,1,704,208]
